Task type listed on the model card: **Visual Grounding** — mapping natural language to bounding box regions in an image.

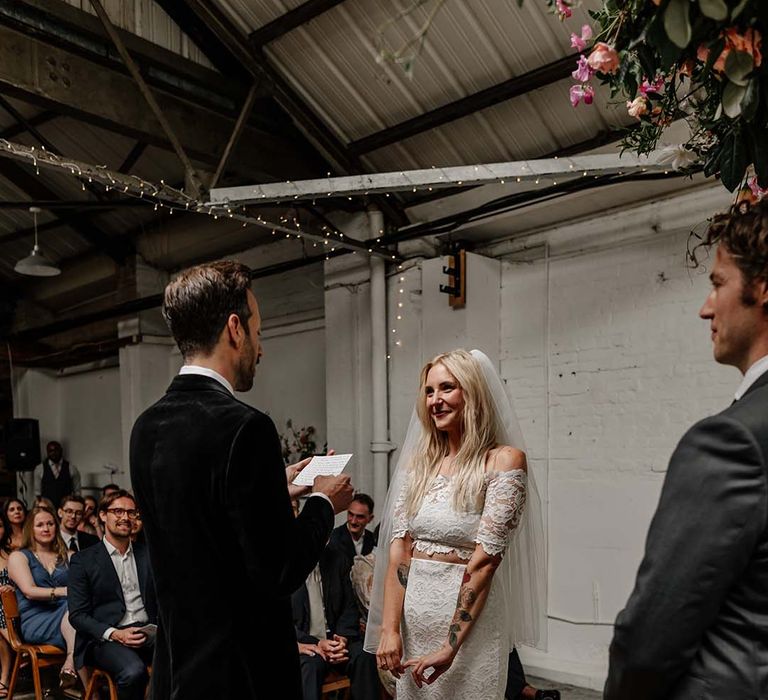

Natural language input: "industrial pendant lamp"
[14,206,60,277]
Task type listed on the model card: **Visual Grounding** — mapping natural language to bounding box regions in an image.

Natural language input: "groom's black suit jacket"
[130,374,334,700]
[68,540,157,668]
[605,371,768,699]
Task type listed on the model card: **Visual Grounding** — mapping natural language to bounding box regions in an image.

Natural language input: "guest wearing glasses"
[3,500,26,552]
[7,505,82,689]
[58,496,99,554]
[69,490,156,700]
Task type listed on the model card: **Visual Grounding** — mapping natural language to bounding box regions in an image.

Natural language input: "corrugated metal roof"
[58,0,213,68]
[213,0,617,171]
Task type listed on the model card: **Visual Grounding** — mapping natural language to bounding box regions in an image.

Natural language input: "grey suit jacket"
[604,371,768,699]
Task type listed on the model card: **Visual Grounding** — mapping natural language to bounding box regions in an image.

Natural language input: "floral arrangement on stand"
[547,0,768,196]
[278,419,324,464]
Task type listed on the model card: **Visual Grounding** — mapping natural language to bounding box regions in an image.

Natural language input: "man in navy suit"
[329,493,375,565]
[69,490,157,700]
[58,495,99,553]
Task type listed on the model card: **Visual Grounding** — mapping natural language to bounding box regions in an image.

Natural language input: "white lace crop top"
[390,470,527,560]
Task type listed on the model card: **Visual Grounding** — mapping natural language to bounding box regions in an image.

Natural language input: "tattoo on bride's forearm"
[448,574,476,648]
[397,563,410,588]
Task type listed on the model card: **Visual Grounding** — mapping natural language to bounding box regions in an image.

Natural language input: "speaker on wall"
[4,419,41,471]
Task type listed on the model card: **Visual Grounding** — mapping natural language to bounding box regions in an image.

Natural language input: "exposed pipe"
[369,207,393,516]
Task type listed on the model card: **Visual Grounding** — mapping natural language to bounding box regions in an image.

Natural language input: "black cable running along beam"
[384,171,698,244]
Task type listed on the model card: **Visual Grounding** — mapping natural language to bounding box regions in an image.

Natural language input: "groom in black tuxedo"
[605,202,768,699]
[130,261,353,700]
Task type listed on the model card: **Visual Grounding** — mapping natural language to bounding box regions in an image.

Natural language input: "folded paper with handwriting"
[292,454,353,486]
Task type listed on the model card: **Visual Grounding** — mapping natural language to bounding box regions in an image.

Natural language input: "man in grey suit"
[604,201,768,700]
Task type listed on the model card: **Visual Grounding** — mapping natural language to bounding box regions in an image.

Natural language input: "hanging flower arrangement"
[543,0,768,193]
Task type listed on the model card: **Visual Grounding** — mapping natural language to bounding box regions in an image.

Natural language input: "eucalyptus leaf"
[731,0,750,19]
[719,130,749,191]
[699,0,728,20]
[742,78,760,122]
[724,51,754,87]
[723,81,748,118]
[664,0,692,48]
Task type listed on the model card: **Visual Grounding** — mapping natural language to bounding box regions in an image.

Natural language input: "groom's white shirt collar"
[179,365,234,396]
[735,354,768,401]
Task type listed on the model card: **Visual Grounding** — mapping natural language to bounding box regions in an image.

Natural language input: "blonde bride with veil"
[365,349,546,699]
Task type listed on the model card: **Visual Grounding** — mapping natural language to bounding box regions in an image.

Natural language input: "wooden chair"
[82,663,152,700]
[321,670,351,700]
[1,588,66,700]
[83,667,118,700]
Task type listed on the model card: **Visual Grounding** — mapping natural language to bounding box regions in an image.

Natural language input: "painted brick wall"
[499,195,739,686]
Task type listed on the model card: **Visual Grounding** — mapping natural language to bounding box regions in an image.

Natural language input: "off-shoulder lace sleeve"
[390,473,411,541]
[475,470,527,556]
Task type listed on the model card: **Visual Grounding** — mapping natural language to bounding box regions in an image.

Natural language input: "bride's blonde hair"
[404,349,499,517]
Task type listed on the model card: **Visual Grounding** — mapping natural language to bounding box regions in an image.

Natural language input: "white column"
[369,208,394,519]
[324,253,375,503]
[118,320,175,490]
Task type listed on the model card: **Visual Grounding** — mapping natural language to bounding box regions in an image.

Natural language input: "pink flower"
[748,176,768,200]
[570,84,595,107]
[587,42,621,74]
[555,0,572,20]
[572,55,593,82]
[570,24,593,52]
[627,95,648,119]
[639,75,665,96]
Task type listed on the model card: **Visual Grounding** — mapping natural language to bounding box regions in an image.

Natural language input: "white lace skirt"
[398,558,508,700]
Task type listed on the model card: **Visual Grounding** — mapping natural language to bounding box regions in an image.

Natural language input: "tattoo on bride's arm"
[397,562,410,588]
[448,573,476,649]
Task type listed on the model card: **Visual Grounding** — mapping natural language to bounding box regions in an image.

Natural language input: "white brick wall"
[497,186,740,687]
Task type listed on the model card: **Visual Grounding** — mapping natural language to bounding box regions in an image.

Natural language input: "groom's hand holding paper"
[292,453,352,486]
[293,454,354,514]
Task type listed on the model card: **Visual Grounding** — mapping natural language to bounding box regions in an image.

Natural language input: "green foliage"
[538,0,767,191]
[278,419,323,464]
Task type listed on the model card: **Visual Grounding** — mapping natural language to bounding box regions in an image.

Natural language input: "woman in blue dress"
[0,510,15,697]
[7,505,81,689]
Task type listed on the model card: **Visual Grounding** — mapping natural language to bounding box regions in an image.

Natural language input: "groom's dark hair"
[692,199,768,312]
[163,261,253,358]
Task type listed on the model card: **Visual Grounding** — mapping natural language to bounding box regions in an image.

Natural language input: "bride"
[366,349,546,699]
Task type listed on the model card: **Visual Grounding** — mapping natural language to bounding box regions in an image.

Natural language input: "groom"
[604,202,768,699]
[130,261,354,700]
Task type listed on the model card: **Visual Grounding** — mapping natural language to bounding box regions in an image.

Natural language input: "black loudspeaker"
[4,419,41,471]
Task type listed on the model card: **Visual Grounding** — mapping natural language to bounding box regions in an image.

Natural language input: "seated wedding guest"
[34,441,81,506]
[0,511,16,697]
[7,505,82,689]
[130,512,144,546]
[69,490,156,700]
[34,497,56,512]
[3,500,26,551]
[101,484,120,500]
[329,494,375,566]
[293,543,379,700]
[79,496,102,539]
[58,496,99,554]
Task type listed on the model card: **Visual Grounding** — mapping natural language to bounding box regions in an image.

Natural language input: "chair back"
[1,588,23,652]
